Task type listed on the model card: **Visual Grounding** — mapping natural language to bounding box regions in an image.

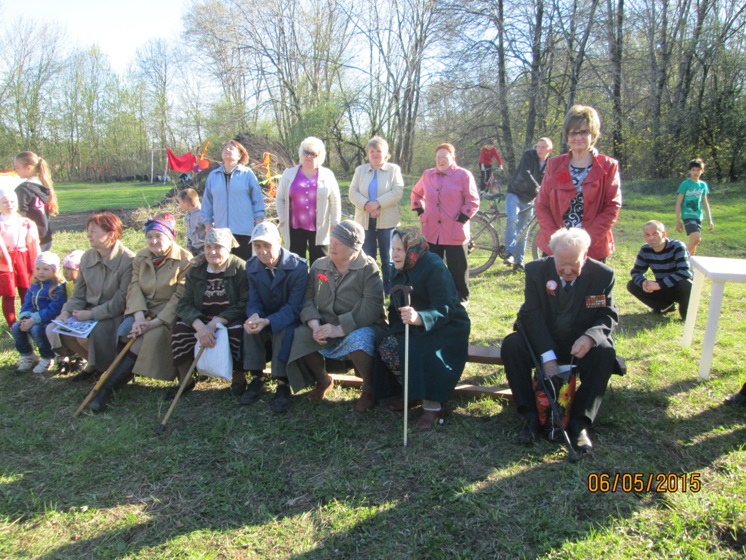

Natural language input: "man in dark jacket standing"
[504,137,553,272]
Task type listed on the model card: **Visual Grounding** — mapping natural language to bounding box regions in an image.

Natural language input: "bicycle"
[467,186,540,277]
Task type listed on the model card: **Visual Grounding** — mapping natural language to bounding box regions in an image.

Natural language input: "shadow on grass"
[0,364,744,559]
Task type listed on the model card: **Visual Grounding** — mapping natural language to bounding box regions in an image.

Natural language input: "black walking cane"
[390,284,413,447]
[516,319,579,463]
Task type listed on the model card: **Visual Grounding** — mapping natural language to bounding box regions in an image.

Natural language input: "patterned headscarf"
[205,227,239,250]
[144,213,176,239]
[393,227,429,271]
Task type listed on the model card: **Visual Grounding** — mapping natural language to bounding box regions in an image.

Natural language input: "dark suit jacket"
[246,248,308,362]
[517,256,618,357]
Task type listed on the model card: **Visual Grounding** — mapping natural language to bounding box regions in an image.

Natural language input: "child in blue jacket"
[12,252,67,373]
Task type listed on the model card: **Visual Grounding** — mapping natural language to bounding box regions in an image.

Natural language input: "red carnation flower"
[317,273,328,282]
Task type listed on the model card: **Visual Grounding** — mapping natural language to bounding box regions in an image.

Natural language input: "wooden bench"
[329,345,626,402]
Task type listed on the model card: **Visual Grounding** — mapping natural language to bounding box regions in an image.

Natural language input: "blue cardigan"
[246,248,308,362]
[202,164,265,236]
[18,280,68,324]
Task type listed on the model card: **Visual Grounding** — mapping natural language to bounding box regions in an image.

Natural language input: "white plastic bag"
[194,324,232,381]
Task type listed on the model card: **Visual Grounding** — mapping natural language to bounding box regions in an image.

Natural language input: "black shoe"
[271,385,292,413]
[570,419,593,454]
[164,379,196,401]
[68,368,97,382]
[55,357,71,375]
[503,254,515,266]
[88,356,136,413]
[724,392,746,406]
[513,263,525,273]
[231,378,247,396]
[239,377,265,405]
[517,413,540,444]
[657,302,676,314]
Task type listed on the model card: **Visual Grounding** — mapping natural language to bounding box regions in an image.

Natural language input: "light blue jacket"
[202,165,265,236]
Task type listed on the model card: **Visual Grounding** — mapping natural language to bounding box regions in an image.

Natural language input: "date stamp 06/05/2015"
[587,472,702,494]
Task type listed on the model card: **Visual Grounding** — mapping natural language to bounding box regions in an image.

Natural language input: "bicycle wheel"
[467,213,500,277]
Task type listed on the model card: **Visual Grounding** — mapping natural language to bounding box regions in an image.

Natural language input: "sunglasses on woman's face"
[303,150,318,158]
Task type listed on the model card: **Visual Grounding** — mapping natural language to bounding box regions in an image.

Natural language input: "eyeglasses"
[303,150,318,158]
[568,129,591,138]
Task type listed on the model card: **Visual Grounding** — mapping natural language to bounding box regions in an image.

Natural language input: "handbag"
[194,323,233,381]
[533,364,577,442]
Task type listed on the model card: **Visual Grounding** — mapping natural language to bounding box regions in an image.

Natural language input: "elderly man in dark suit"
[241,222,308,412]
[502,227,618,453]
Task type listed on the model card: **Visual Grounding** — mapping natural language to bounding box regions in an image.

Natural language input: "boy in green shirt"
[675,158,713,256]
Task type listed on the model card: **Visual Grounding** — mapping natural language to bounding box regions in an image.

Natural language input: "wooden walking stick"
[390,285,413,447]
[156,346,205,435]
[73,337,136,418]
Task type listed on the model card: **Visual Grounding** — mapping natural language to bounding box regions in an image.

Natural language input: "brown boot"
[308,376,334,400]
[354,391,376,412]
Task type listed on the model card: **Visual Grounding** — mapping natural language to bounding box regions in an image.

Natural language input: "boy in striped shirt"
[627,220,692,320]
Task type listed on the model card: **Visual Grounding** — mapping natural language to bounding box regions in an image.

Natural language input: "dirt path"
[50,209,139,233]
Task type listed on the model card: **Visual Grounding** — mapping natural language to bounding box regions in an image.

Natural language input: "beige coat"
[348,162,405,230]
[286,251,387,392]
[55,241,135,370]
[125,244,193,380]
[276,165,341,247]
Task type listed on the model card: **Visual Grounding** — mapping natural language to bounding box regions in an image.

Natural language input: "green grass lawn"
[55,181,174,213]
[1,179,745,558]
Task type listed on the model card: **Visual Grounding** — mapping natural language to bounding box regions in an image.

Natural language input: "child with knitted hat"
[61,249,84,298]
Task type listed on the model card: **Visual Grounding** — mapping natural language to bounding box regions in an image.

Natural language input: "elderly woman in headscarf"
[286,220,387,412]
[376,228,470,431]
[88,213,193,412]
[168,227,248,400]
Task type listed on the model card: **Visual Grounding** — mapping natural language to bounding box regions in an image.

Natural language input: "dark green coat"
[377,251,470,403]
[176,254,248,326]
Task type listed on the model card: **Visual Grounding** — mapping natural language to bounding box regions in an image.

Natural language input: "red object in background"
[198,158,210,170]
[166,148,197,173]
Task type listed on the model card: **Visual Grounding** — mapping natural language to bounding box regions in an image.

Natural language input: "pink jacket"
[535,152,622,260]
[411,165,480,245]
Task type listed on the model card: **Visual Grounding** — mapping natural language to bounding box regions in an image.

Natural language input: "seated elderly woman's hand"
[195,324,217,348]
[56,311,71,323]
[130,318,160,337]
[398,306,422,326]
[72,309,94,322]
[312,323,344,344]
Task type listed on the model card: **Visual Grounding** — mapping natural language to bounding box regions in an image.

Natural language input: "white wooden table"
[682,256,746,380]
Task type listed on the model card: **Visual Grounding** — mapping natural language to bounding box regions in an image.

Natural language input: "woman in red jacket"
[535,105,622,262]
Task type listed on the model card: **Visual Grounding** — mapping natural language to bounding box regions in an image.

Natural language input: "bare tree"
[0,18,65,150]
[136,39,178,151]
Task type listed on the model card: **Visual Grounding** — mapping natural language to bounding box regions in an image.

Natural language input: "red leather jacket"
[535,152,622,260]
